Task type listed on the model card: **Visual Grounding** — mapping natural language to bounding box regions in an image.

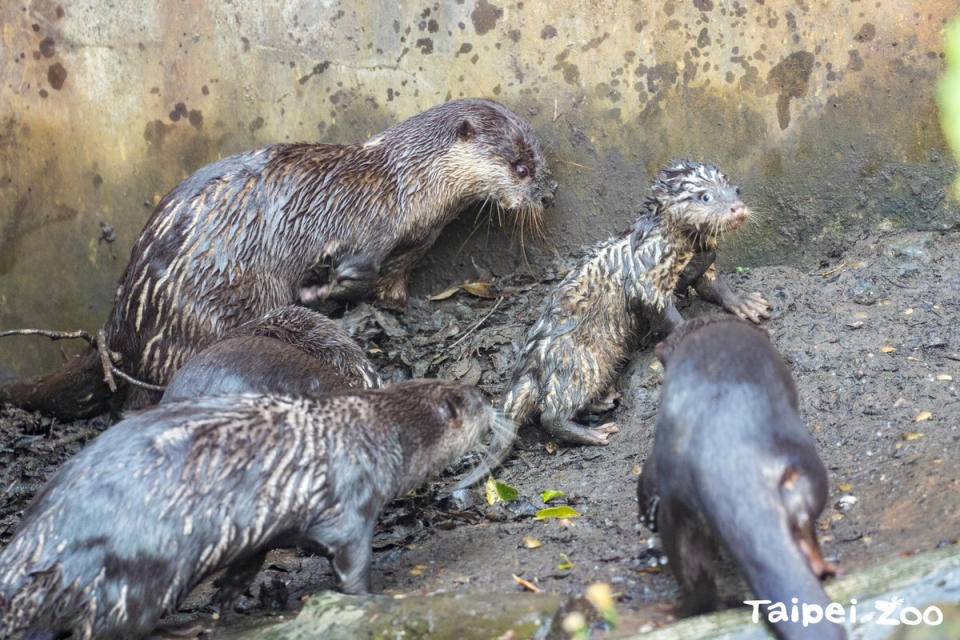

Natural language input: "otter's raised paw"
[726,291,771,323]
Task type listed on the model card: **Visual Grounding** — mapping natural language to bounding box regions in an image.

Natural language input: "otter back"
[0,380,494,639]
[637,315,843,640]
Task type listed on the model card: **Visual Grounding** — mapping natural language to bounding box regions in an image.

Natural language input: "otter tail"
[701,466,846,640]
[0,348,113,420]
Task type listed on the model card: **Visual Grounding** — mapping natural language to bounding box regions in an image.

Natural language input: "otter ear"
[457,118,475,140]
[440,396,462,423]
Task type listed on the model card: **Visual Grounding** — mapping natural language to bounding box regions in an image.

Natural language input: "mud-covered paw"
[726,291,771,323]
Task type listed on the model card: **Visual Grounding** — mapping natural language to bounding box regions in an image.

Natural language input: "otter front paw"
[725,291,771,323]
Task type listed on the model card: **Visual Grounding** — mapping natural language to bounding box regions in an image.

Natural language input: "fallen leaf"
[541,490,566,503]
[914,411,932,422]
[428,281,497,300]
[854,311,870,319]
[637,566,663,574]
[820,263,846,276]
[649,360,662,371]
[544,442,557,454]
[486,477,518,504]
[557,553,574,570]
[522,537,542,549]
[630,464,641,474]
[409,565,428,576]
[881,346,897,353]
[904,308,914,315]
[813,424,823,431]
[838,483,853,492]
[903,431,924,440]
[936,374,953,381]
[535,506,581,520]
[512,574,541,593]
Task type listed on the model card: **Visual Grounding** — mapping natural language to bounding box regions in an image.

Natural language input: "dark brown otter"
[0,380,504,640]
[161,305,382,402]
[637,315,843,640]
[503,160,770,445]
[1,98,554,419]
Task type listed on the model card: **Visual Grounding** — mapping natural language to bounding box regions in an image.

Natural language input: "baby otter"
[638,315,842,640]
[0,380,502,639]
[2,98,554,418]
[503,160,770,445]
[161,305,382,402]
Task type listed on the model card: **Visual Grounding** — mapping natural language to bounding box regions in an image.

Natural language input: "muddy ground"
[1,227,958,636]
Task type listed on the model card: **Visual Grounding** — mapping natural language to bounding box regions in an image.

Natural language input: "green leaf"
[557,553,574,570]
[485,477,518,504]
[534,506,581,520]
[540,489,566,503]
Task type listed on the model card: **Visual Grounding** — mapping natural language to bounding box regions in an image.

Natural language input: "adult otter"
[0,380,509,639]
[637,315,843,640]
[1,98,554,418]
[503,160,770,445]
[160,305,382,402]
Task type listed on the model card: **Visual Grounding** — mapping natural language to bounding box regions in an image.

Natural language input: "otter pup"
[638,315,843,640]
[503,160,770,445]
[0,380,504,639]
[1,98,554,419]
[161,305,382,402]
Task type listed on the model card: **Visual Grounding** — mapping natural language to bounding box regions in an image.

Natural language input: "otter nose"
[541,179,558,207]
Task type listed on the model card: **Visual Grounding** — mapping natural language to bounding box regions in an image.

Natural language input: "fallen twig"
[448,296,504,352]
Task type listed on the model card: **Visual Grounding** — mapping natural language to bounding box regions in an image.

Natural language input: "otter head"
[393,379,496,493]
[647,160,748,247]
[408,98,556,237]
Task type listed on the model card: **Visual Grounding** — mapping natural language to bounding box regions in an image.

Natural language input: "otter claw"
[729,292,771,323]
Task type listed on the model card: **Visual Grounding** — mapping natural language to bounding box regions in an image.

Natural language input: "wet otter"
[503,160,770,445]
[161,305,382,402]
[637,315,842,640]
[1,98,554,419]
[0,380,508,639]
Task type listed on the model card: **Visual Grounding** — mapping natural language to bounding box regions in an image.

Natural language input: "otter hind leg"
[540,405,618,446]
[659,497,720,616]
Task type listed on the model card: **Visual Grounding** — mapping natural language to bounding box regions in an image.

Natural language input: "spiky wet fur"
[503,160,749,443]
[0,380,494,639]
[2,98,554,418]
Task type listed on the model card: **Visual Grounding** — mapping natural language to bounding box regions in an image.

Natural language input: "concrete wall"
[1,0,957,377]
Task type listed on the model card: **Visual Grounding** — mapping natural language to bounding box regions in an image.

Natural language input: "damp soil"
[1,228,958,636]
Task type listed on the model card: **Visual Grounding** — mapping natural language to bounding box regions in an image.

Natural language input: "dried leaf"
[512,573,541,593]
[903,431,924,440]
[630,464,641,475]
[557,553,574,570]
[904,308,914,315]
[914,411,932,423]
[544,442,557,454]
[535,506,581,520]
[461,281,497,298]
[428,281,497,301]
[636,566,663,574]
[820,263,846,276]
[541,490,566,503]
[522,537,542,549]
[936,374,953,381]
[838,483,853,492]
[409,564,428,576]
[649,360,662,371]
[881,346,897,353]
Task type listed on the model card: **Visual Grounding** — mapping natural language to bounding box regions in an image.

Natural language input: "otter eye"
[514,163,529,179]
[700,192,713,203]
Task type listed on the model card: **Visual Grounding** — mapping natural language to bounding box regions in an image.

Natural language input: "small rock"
[851,280,879,305]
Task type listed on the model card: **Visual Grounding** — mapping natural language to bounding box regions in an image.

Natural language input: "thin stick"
[1,326,166,392]
[448,296,504,352]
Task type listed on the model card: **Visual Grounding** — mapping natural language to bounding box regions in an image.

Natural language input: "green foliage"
[937,15,960,198]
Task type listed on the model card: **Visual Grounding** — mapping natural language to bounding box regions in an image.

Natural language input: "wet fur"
[2,99,553,418]
[503,161,755,445]
[637,315,843,640]
[0,380,494,639]
[161,305,382,402]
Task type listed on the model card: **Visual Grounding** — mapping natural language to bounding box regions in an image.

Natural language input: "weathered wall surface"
[1,0,957,376]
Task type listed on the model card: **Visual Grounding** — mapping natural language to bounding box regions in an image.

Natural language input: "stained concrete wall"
[1,0,957,377]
